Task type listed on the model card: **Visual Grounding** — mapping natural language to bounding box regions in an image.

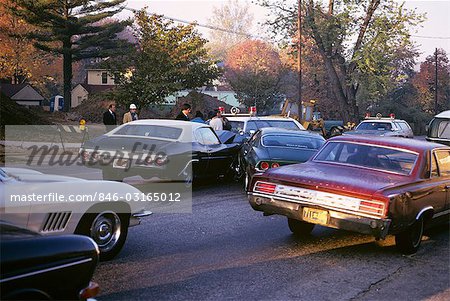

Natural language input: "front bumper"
[248,193,391,239]
[129,210,153,227]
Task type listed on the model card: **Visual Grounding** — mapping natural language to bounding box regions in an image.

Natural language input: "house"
[71,69,117,107]
[164,85,241,108]
[0,83,44,106]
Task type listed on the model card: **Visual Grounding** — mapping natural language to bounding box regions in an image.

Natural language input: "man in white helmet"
[123,103,139,124]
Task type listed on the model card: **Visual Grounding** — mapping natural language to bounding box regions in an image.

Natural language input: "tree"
[207,0,254,61]
[260,0,424,121]
[412,49,450,114]
[225,40,285,111]
[9,0,133,111]
[111,11,220,107]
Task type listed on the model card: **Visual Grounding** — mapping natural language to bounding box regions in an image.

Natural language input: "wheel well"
[76,201,131,233]
[417,207,434,224]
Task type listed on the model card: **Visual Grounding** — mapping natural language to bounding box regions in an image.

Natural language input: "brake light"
[260,161,270,170]
[359,200,386,216]
[254,181,277,194]
[389,113,395,119]
[365,112,371,119]
[271,162,280,168]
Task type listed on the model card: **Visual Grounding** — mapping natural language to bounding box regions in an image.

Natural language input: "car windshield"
[314,141,418,175]
[356,122,392,131]
[262,134,324,149]
[113,125,182,139]
[228,121,245,133]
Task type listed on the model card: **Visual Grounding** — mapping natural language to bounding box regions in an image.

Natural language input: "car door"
[192,128,210,177]
[196,127,234,175]
[434,149,450,210]
[428,149,450,213]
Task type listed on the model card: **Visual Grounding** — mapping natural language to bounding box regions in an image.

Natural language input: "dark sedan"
[80,120,240,184]
[237,128,325,188]
[0,222,99,300]
[248,136,450,254]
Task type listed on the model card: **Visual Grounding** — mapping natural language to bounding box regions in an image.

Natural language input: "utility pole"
[434,48,438,114]
[298,0,302,116]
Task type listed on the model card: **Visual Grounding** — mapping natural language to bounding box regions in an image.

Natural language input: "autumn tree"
[111,11,220,107]
[207,0,254,61]
[225,40,285,111]
[8,0,133,111]
[260,0,424,121]
[412,49,450,114]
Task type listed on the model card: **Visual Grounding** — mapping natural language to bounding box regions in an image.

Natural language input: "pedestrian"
[103,103,117,131]
[175,103,191,121]
[191,111,205,123]
[209,109,223,131]
[123,103,139,124]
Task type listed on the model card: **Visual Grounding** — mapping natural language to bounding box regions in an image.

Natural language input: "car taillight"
[271,162,280,168]
[254,181,277,194]
[260,161,270,170]
[359,200,386,216]
[79,281,100,299]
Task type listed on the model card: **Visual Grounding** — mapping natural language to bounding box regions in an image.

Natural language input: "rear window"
[429,118,450,139]
[262,134,325,149]
[113,125,182,139]
[356,122,392,131]
[247,120,301,132]
[314,141,418,175]
[228,121,245,133]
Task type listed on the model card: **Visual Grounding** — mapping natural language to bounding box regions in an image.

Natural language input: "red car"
[248,136,450,254]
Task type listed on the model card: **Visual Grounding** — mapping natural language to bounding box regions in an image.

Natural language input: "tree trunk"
[63,39,72,112]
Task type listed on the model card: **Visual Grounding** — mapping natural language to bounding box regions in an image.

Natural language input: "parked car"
[426,110,450,146]
[0,221,99,300]
[237,128,325,188]
[80,120,240,184]
[248,136,450,254]
[345,116,414,138]
[225,115,306,143]
[0,167,152,260]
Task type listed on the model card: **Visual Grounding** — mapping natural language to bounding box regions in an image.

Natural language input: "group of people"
[175,103,231,131]
[103,102,230,131]
[102,103,139,130]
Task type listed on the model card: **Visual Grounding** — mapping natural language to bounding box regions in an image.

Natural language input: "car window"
[314,142,418,174]
[262,134,325,149]
[434,149,450,176]
[246,120,301,132]
[228,121,245,133]
[114,125,182,139]
[357,122,392,131]
[196,128,220,145]
[431,152,439,178]
[437,120,450,139]
[398,122,410,131]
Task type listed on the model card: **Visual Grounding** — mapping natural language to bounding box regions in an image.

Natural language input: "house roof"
[0,83,28,98]
[73,83,115,94]
[0,83,44,101]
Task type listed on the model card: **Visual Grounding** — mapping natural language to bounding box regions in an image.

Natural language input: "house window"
[101,72,108,84]
[78,96,82,104]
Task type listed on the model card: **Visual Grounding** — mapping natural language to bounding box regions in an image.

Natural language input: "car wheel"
[395,216,424,254]
[76,211,129,261]
[288,218,315,236]
[102,169,123,182]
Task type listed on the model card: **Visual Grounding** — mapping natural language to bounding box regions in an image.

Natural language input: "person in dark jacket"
[175,103,191,121]
[103,103,117,131]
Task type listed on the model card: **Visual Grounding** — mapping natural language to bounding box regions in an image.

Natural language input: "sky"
[122,0,450,63]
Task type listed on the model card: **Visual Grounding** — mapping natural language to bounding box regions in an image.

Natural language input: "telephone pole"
[298,0,302,114]
[434,48,438,114]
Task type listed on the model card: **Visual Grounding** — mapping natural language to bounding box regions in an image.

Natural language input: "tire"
[288,218,315,236]
[76,211,129,261]
[395,216,424,254]
[102,169,123,182]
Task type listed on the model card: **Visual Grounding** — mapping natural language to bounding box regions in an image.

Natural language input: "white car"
[0,167,152,260]
[346,117,414,138]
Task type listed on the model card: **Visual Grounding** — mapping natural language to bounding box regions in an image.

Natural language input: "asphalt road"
[88,179,449,301]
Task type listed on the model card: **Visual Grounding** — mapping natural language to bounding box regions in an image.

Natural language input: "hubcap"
[90,212,121,252]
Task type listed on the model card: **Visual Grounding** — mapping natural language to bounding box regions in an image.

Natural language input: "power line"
[411,35,450,40]
[123,6,265,39]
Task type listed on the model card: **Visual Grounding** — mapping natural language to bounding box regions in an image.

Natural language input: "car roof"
[226,116,298,122]
[435,110,450,118]
[359,119,407,123]
[259,127,318,137]
[126,119,208,129]
[328,135,446,152]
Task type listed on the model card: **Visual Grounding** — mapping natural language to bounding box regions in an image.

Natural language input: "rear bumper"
[248,193,391,239]
[129,210,153,227]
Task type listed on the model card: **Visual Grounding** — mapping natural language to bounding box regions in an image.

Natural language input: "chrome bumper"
[129,210,153,227]
[248,194,391,239]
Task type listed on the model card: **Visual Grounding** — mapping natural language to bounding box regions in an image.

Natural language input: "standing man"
[123,104,139,124]
[175,103,191,121]
[103,103,117,131]
[209,109,223,131]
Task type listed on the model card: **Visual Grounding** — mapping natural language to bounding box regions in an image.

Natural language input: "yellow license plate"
[302,207,328,225]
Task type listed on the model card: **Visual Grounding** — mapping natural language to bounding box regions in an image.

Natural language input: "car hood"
[257,161,410,198]
[3,168,87,183]
[345,130,394,136]
[82,135,180,153]
[265,147,318,163]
